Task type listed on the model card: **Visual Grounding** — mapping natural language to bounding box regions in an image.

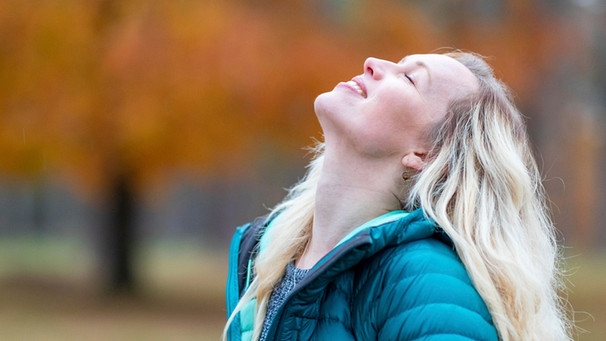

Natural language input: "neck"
[296,154,403,269]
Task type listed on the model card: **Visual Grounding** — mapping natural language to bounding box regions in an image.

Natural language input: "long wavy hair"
[224,52,571,340]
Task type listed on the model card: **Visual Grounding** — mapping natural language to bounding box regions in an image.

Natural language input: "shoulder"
[386,237,472,284]
[355,237,498,340]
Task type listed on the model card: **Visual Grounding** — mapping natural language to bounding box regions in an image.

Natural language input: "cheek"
[349,111,412,156]
[355,97,431,152]
[366,94,422,130]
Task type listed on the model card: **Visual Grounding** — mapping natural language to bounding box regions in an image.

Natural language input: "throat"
[300,178,401,269]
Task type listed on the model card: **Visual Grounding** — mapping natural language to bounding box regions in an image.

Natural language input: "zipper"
[263,231,371,340]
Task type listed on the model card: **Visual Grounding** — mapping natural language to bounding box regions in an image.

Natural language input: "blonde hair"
[224,52,571,340]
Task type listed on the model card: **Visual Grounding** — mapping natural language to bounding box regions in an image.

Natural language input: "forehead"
[402,53,479,96]
[401,54,472,77]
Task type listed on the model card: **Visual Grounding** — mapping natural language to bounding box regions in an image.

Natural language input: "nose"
[364,57,396,80]
[364,57,379,79]
[364,57,392,80]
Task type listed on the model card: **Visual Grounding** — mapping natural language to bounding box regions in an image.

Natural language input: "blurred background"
[0,0,604,340]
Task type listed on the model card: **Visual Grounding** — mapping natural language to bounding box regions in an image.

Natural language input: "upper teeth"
[348,81,365,97]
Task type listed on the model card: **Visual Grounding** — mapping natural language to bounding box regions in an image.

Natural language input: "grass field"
[0,237,227,341]
[565,252,606,340]
[0,237,603,340]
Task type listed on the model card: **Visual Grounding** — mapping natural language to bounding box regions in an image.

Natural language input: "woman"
[224,51,571,340]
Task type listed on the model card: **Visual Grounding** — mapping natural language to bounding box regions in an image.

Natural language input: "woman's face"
[314,54,478,160]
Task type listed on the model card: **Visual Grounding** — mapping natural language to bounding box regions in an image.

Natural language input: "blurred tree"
[1,0,602,294]
[0,0,443,293]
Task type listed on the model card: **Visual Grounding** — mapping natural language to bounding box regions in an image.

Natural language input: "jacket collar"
[307,207,437,279]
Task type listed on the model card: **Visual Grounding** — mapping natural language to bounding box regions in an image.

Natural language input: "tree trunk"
[91,0,138,294]
[104,171,136,293]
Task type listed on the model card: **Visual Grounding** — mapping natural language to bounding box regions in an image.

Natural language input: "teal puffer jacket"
[225,208,498,340]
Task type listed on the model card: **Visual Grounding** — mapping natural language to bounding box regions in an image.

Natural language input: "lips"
[345,76,367,98]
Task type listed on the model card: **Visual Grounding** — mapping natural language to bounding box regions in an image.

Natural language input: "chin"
[314,91,340,117]
[314,91,329,108]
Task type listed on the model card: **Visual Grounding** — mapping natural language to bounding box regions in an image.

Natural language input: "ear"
[401,151,427,172]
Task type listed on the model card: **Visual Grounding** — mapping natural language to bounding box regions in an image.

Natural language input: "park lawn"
[565,251,606,340]
[0,237,227,341]
[0,237,603,340]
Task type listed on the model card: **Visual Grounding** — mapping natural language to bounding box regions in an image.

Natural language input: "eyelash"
[405,74,415,85]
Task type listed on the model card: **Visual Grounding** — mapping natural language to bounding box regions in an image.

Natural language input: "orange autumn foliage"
[0,0,569,194]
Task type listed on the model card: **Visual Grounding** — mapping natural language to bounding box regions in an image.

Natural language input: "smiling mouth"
[346,80,367,98]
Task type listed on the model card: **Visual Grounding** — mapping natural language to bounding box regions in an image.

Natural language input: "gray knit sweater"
[259,262,310,341]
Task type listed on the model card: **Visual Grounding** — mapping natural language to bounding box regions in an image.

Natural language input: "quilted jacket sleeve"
[362,238,498,341]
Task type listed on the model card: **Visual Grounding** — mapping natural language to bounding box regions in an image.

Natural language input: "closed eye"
[405,74,415,85]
